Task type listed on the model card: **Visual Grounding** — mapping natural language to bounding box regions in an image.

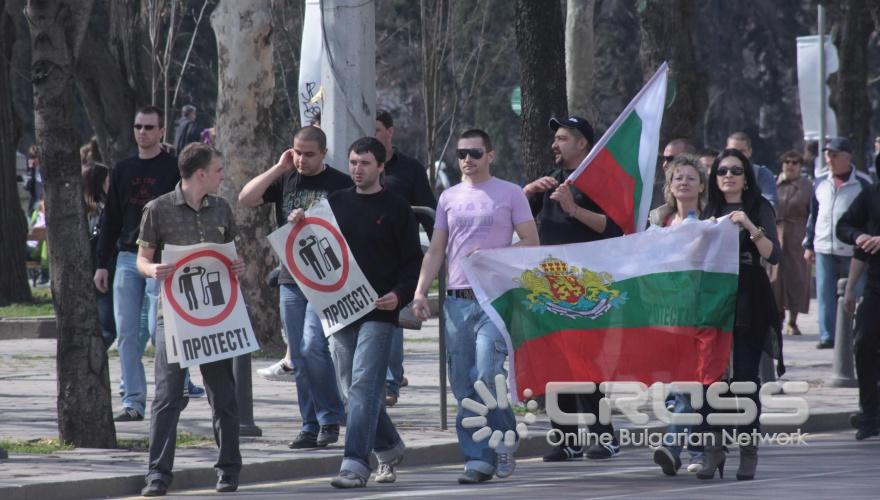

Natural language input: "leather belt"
[447,288,476,300]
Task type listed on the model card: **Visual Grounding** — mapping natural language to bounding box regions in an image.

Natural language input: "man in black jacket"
[838,181,880,441]
[374,109,437,406]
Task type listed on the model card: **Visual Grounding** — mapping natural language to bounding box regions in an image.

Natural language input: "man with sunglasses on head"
[412,129,539,484]
[94,106,182,422]
[522,116,623,463]
[649,139,696,210]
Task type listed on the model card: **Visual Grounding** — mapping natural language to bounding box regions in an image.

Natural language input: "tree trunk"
[565,0,597,124]
[514,0,567,182]
[74,0,152,167]
[828,0,873,172]
[26,0,116,447]
[0,0,31,306]
[211,0,282,352]
[638,0,706,146]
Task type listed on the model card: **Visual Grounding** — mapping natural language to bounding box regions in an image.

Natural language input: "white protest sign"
[267,198,377,336]
[161,242,259,368]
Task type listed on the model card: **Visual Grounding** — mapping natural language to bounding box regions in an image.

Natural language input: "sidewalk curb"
[0,410,858,500]
[0,317,56,340]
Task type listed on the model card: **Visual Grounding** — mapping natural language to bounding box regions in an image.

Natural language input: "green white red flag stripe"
[567,62,668,234]
[461,218,739,402]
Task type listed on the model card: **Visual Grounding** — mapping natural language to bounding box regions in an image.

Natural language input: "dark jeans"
[855,289,880,423]
[146,321,242,487]
[702,332,763,436]
[550,391,615,447]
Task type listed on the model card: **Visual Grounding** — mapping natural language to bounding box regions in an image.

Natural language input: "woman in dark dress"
[698,149,784,481]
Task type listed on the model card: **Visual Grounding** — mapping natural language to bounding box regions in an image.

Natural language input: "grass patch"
[0,438,74,454]
[107,344,156,358]
[0,287,54,318]
[117,432,213,451]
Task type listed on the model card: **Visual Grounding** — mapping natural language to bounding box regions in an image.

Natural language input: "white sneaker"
[375,455,403,483]
[686,454,705,473]
[495,447,516,478]
[257,359,294,382]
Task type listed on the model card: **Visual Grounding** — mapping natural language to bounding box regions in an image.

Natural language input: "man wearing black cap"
[522,116,622,462]
[804,137,872,349]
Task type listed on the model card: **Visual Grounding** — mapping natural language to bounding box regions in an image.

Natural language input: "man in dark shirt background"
[94,105,183,422]
[374,109,437,406]
[522,115,622,462]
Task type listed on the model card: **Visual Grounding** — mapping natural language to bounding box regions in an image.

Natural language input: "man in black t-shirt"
[239,126,349,449]
[522,116,622,462]
[288,137,422,489]
[374,109,437,406]
[94,105,183,422]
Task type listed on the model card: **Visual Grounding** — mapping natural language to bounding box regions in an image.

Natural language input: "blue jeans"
[662,392,704,460]
[444,296,516,475]
[385,327,404,397]
[114,251,158,414]
[331,321,405,480]
[97,287,117,350]
[815,253,865,344]
[280,284,344,434]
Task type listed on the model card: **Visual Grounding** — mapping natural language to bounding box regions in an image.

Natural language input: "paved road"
[125,430,880,499]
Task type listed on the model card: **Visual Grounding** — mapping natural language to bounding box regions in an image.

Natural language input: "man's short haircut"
[459,128,493,152]
[698,148,719,158]
[376,109,393,129]
[178,143,219,179]
[667,138,696,154]
[348,136,386,165]
[182,104,196,116]
[136,105,163,126]
[727,131,751,148]
[293,126,327,151]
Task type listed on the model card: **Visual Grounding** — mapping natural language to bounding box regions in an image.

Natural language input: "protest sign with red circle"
[285,217,350,292]
[163,249,238,327]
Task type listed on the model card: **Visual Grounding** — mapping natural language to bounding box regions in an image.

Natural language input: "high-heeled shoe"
[696,432,725,480]
[737,443,758,480]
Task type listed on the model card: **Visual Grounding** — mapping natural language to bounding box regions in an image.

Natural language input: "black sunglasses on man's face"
[133,124,157,131]
[456,148,485,160]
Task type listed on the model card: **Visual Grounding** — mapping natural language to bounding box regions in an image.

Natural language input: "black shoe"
[653,447,681,476]
[816,341,834,349]
[855,426,879,440]
[317,424,340,446]
[542,445,584,462]
[457,469,493,484]
[114,407,143,422]
[141,480,168,497]
[216,474,239,492]
[586,440,620,459]
[850,412,862,429]
[288,431,322,449]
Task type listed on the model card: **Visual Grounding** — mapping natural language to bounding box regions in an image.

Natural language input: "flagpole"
[567,62,669,182]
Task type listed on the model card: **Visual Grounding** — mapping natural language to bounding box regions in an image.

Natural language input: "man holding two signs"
[287,137,423,488]
[136,143,245,496]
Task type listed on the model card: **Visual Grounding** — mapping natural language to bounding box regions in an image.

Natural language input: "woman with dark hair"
[697,148,783,481]
[83,163,116,349]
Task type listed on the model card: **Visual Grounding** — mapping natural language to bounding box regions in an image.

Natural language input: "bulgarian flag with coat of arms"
[567,63,668,234]
[461,219,739,402]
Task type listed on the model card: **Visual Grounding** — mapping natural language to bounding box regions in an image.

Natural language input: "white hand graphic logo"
[460,374,537,449]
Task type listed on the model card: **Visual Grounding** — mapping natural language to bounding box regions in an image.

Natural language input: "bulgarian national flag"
[462,218,739,401]
[567,63,668,234]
